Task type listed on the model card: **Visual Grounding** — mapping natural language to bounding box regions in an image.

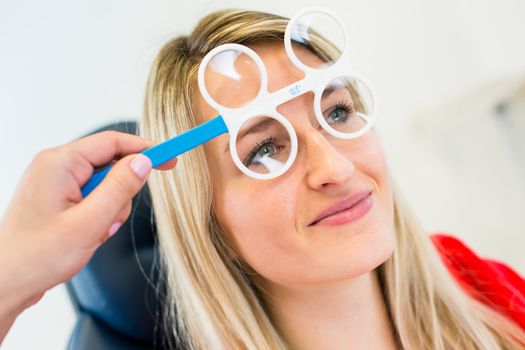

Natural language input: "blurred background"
[1,0,524,348]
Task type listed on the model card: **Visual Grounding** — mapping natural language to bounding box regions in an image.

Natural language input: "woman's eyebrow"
[322,85,337,99]
[224,117,279,153]
[223,118,278,154]
[238,118,277,138]
[321,83,348,99]
[222,86,349,154]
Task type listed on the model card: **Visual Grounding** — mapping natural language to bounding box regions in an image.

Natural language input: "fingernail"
[130,154,152,179]
[108,221,122,238]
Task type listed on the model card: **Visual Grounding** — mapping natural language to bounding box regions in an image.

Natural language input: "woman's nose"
[301,131,355,191]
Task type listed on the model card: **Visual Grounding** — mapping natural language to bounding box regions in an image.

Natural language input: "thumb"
[72,153,152,237]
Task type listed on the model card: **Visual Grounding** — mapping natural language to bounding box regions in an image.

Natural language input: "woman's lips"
[309,191,373,227]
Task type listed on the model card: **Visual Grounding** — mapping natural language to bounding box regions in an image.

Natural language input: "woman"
[141,9,525,349]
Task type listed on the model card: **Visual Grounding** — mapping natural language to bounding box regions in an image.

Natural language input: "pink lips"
[309,190,373,227]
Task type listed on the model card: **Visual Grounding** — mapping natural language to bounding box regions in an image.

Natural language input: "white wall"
[1,0,524,348]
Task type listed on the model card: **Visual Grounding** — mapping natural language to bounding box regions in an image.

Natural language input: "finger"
[155,157,178,171]
[114,202,132,231]
[104,201,132,242]
[69,153,152,237]
[66,131,154,168]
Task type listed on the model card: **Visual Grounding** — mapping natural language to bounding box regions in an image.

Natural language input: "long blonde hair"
[141,9,525,349]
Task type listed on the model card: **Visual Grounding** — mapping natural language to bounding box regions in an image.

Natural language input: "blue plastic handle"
[81,115,228,198]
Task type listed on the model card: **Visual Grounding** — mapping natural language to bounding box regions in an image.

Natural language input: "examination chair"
[66,121,179,349]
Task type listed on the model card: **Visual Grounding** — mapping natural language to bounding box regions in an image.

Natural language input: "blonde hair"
[141,9,525,349]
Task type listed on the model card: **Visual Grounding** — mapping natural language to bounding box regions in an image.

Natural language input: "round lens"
[288,11,345,69]
[203,48,262,108]
[235,116,293,176]
[318,76,374,135]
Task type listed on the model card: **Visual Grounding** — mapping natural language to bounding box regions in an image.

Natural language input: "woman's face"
[196,41,395,287]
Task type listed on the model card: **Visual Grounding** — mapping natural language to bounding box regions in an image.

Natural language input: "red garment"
[431,233,525,330]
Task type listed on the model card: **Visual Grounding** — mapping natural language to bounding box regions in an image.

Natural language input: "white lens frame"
[197,6,377,180]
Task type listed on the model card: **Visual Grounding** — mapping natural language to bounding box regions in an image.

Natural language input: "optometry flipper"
[80,116,228,197]
[81,6,377,197]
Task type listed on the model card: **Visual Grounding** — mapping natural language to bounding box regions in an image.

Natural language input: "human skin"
[0,132,177,345]
[196,41,399,348]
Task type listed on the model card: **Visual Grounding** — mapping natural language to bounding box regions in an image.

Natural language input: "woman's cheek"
[352,134,390,194]
[358,138,394,230]
[219,183,304,271]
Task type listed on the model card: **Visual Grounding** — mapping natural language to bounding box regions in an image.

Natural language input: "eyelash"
[242,101,355,167]
[317,100,355,130]
[244,136,277,167]
[331,100,355,115]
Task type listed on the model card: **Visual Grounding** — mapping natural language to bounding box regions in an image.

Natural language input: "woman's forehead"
[251,41,327,92]
[194,41,322,124]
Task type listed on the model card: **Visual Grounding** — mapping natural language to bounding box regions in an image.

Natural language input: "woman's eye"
[324,102,355,125]
[328,108,347,124]
[255,144,275,159]
[243,137,285,168]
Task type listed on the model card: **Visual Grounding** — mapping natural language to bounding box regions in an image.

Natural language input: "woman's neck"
[263,270,399,350]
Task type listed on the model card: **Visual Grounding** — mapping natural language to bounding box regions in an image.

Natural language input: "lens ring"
[198,43,268,111]
[285,7,348,71]
[230,113,298,180]
[314,74,376,139]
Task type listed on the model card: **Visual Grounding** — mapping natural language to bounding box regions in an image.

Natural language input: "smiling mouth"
[309,191,373,227]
